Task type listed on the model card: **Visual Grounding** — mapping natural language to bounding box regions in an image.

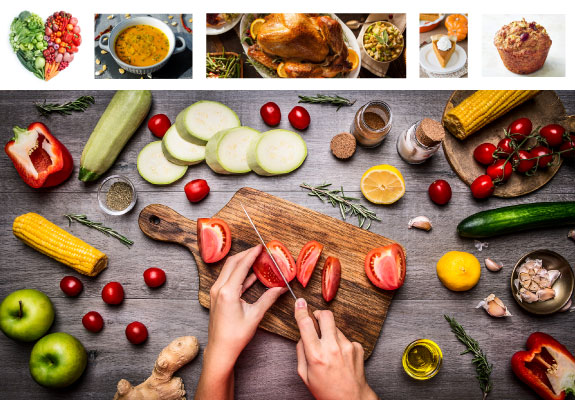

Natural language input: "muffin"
[493,19,551,74]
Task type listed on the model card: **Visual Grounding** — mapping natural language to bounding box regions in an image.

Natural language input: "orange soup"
[115,25,170,67]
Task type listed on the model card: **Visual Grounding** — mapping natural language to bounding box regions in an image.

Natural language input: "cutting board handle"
[138,204,197,252]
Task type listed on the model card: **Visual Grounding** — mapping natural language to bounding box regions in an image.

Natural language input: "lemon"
[250,18,266,40]
[360,165,405,204]
[347,48,359,70]
[276,62,288,78]
[436,251,481,291]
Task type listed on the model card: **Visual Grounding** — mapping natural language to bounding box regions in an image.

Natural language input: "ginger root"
[114,336,200,400]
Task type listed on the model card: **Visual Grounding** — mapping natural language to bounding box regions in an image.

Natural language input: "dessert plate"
[419,43,466,74]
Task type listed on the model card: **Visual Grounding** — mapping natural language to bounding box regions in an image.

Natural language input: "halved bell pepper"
[5,122,74,188]
[511,332,575,400]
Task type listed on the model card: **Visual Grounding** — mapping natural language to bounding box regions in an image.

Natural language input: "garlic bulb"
[476,294,512,317]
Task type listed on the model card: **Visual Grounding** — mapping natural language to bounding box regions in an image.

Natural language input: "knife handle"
[306,304,322,338]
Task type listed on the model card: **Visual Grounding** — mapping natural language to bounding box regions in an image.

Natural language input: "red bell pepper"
[511,332,575,400]
[5,122,74,188]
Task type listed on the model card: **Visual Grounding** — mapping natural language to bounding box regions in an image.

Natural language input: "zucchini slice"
[247,129,307,176]
[175,101,240,145]
[137,141,188,185]
[205,126,260,174]
[162,124,206,166]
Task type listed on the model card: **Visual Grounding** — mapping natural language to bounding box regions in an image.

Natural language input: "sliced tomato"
[364,244,406,291]
[253,240,296,288]
[296,240,324,287]
[197,218,232,263]
[322,257,341,302]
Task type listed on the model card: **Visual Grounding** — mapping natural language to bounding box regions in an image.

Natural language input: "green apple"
[30,332,87,388]
[0,289,54,342]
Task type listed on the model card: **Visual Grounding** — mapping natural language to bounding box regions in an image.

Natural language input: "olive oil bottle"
[402,339,443,380]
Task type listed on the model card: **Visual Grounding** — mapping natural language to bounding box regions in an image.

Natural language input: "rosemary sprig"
[298,94,356,111]
[300,183,380,229]
[36,96,95,117]
[444,315,493,399]
[65,214,134,247]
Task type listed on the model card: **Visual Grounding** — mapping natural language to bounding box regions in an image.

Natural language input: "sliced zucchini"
[137,141,188,185]
[205,126,260,174]
[247,129,307,176]
[175,101,240,145]
[161,124,206,166]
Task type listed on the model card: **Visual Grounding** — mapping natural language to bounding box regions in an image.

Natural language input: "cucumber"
[137,141,188,185]
[247,129,307,176]
[457,202,575,238]
[79,90,152,181]
[175,101,240,145]
[205,126,260,174]
[161,124,206,166]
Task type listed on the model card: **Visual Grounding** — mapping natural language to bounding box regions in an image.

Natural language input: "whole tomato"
[147,114,171,138]
[559,134,575,158]
[539,124,565,147]
[82,311,104,333]
[428,180,452,205]
[470,175,494,199]
[486,159,513,182]
[60,276,83,297]
[126,321,148,344]
[508,117,532,140]
[101,282,124,305]
[473,143,497,165]
[529,146,553,168]
[513,150,536,173]
[496,138,516,158]
[288,106,311,130]
[143,267,166,288]
[184,179,210,202]
[260,102,281,126]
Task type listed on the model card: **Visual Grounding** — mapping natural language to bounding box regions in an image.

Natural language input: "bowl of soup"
[98,16,186,75]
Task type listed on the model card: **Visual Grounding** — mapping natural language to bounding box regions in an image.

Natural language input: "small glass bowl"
[97,175,137,216]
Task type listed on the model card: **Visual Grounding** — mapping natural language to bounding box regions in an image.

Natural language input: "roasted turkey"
[247,14,353,78]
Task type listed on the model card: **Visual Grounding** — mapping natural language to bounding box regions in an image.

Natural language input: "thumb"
[294,298,320,347]
[253,286,287,319]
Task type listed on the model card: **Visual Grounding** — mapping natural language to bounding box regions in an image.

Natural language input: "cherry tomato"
[260,102,281,126]
[101,282,124,305]
[184,179,210,203]
[428,180,452,205]
[197,218,232,263]
[496,137,516,158]
[513,150,536,173]
[364,244,406,291]
[322,256,341,302]
[296,240,324,288]
[125,321,148,344]
[82,311,104,333]
[486,159,513,182]
[60,276,83,297]
[147,114,171,138]
[67,24,74,31]
[473,143,497,165]
[55,38,61,44]
[529,146,553,168]
[539,124,566,147]
[288,106,311,130]
[508,117,532,140]
[559,134,575,158]
[143,267,166,288]
[253,240,296,287]
[470,175,494,199]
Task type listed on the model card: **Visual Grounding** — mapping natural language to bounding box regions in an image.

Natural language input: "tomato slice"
[322,257,341,302]
[197,218,232,263]
[253,240,296,288]
[296,240,324,287]
[364,244,406,291]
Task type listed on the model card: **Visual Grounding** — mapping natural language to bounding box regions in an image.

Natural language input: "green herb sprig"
[375,30,389,46]
[65,214,133,247]
[36,96,95,117]
[300,183,380,229]
[298,95,356,111]
[444,315,493,399]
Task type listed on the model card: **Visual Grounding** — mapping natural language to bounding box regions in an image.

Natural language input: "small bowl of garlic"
[510,249,574,315]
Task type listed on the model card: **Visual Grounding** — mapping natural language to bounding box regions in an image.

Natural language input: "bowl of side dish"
[361,21,404,64]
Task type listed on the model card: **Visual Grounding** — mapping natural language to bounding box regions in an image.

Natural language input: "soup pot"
[99,16,186,75]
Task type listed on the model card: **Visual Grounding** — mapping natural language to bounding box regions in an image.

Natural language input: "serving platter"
[419,43,467,74]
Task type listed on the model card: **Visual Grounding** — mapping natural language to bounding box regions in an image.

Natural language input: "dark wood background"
[0,90,573,399]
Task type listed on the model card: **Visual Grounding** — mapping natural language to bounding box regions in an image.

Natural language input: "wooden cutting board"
[138,187,401,359]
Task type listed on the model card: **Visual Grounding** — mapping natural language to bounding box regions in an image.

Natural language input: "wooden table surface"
[0,90,573,399]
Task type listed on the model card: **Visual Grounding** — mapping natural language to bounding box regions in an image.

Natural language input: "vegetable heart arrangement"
[9,11,82,81]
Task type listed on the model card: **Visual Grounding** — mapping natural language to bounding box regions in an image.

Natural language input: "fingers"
[296,340,308,385]
[352,342,365,370]
[253,286,287,318]
[227,245,263,286]
[241,273,257,295]
[294,298,320,353]
[313,309,337,342]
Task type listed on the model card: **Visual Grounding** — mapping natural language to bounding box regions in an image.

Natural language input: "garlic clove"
[408,216,432,231]
[476,294,512,317]
[537,288,556,302]
[547,270,561,287]
[485,258,503,272]
[560,299,572,312]
[538,278,550,289]
[519,288,538,303]
[519,272,531,283]
[528,281,540,292]
[568,230,575,242]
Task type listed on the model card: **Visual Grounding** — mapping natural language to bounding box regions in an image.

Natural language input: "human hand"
[294,298,378,400]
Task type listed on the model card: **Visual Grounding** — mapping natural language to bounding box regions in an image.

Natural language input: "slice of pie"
[431,34,457,67]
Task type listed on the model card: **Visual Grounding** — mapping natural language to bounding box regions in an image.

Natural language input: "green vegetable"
[137,141,188,185]
[79,91,152,182]
[206,126,260,174]
[247,129,307,176]
[175,101,240,145]
[206,52,241,78]
[35,96,95,117]
[9,11,47,80]
[457,202,575,238]
[161,124,205,166]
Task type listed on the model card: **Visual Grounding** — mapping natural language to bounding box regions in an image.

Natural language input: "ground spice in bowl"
[106,181,134,211]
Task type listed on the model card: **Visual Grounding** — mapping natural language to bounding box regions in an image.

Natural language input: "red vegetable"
[147,114,171,138]
[101,282,124,305]
[508,117,533,139]
[197,218,231,263]
[530,146,553,168]
[125,321,148,344]
[184,179,210,203]
[470,175,494,199]
[143,267,166,288]
[496,138,515,159]
[60,276,83,297]
[486,159,513,182]
[5,122,73,188]
[322,256,341,302]
[72,34,81,46]
[473,143,497,165]
[559,135,575,158]
[364,244,406,291]
[511,332,575,400]
[514,150,536,173]
[260,102,281,126]
[253,240,296,288]
[296,240,323,288]
[288,106,310,130]
[539,124,565,147]
[82,311,104,333]
[428,180,452,205]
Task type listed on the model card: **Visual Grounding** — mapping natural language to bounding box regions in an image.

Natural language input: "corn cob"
[13,213,108,276]
[443,90,540,140]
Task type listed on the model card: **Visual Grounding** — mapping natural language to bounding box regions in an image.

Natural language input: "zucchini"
[247,129,307,176]
[205,126,260,174]
[175,101,240,145]
[457,202,575,238]
[79,90,152,181]
[161,124,206,166]
[137,141,188,185]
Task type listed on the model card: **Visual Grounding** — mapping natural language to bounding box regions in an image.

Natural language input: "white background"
[0,0,573,91]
